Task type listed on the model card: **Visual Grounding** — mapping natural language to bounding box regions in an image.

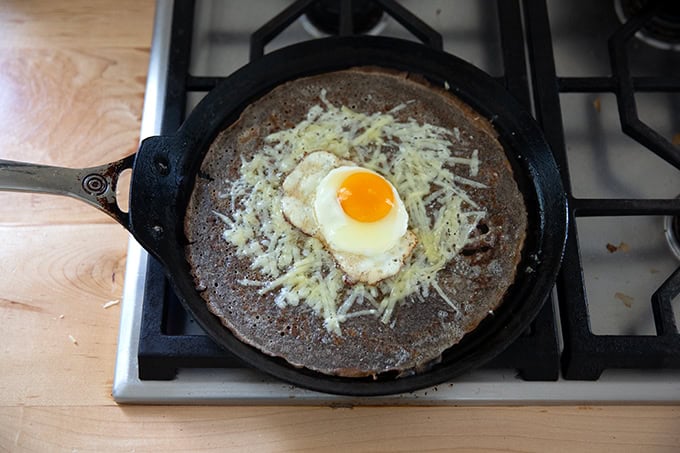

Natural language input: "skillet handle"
[0,155,135,230]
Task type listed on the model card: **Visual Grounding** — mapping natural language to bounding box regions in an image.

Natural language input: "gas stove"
[112,0,680,404]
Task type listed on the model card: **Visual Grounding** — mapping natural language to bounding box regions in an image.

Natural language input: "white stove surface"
[113,0,680,404]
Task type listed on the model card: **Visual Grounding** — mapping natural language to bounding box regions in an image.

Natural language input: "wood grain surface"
[0,1,679,452]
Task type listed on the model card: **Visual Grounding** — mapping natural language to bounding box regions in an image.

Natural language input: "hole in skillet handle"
[114,168,133,213]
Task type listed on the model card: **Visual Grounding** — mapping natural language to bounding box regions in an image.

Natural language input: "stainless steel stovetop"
[113,0,680,404]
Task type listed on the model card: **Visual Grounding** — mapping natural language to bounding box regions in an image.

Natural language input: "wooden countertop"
[0,1,678,451]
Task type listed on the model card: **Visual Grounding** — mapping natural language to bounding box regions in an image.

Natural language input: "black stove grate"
[523,0,680,379]
[137,0,680,382]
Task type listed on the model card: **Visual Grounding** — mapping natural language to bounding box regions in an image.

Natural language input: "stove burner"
[615,0,680,50]
[302,0,386,36]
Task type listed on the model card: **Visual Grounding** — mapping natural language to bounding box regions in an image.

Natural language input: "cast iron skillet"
[0,36,567,396]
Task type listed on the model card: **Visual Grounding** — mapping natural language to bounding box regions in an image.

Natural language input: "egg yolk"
[336,171,395,223]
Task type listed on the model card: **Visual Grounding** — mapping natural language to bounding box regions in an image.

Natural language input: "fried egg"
[282,151,416,284]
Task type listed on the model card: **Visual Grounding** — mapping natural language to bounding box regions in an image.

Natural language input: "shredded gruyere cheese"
[216,89,485,335]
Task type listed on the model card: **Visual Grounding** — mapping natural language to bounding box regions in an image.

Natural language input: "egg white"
[281,151,416,285]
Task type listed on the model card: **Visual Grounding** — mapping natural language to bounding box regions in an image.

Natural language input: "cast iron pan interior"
[129,36,568,396]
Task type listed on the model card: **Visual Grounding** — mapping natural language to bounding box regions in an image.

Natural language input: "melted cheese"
[216,89,486,335]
